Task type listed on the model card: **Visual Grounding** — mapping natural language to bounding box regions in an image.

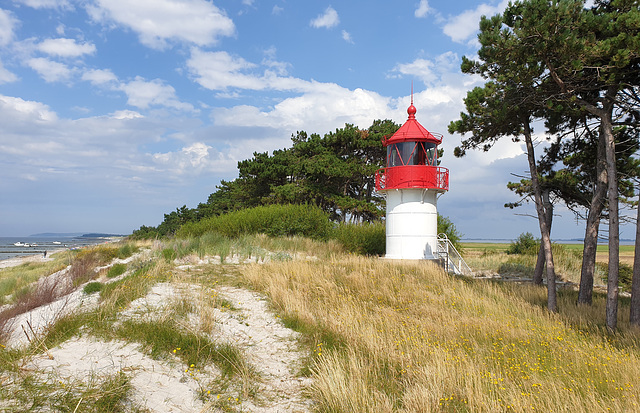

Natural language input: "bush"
[162,248,178,262]
[331,222,386,256]
[601,262,633,292]
[107,263,127,278]
[506,232,539,255]
[83,282,103,295]
[177,204,333,240]
[117,243,139,259]
[438,214,464,254]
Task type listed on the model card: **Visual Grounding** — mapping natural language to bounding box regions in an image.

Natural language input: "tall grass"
[158,232,344,264]
[331,221,385,256]
[242,256,640,412]
[467,243,602,285]
[0,259,68,306]
[176,204,386,256]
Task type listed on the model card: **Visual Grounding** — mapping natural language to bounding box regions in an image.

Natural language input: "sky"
[0,0,632,241]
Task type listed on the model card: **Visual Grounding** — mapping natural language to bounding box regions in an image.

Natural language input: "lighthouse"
[375,97,449,260]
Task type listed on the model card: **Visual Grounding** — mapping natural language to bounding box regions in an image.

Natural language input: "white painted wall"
[385,188,438,260]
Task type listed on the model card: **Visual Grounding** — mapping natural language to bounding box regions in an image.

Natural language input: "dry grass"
[465,246,608,286]
[3,235,639,412]
[242,256,640,412]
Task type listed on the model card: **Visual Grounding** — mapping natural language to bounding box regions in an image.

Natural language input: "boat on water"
[11,242,38,247]
[52,241,61,245]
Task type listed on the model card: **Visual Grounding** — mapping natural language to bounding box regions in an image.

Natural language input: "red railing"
[375,166,449,191]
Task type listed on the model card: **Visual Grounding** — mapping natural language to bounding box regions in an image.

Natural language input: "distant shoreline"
[0,236,124,262]
[462,238,636,245]
[0,249,66,269]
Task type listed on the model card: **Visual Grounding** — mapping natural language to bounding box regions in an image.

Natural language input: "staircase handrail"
[436,233,473,276]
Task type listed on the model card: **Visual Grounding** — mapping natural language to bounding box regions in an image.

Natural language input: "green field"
[462,242,635,265]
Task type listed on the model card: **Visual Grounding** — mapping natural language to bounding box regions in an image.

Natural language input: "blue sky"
[0,0,631,240]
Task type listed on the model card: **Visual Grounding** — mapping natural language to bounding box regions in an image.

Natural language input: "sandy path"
[28,337,206,412]
[214,286,312,412]
[23,281,312,412]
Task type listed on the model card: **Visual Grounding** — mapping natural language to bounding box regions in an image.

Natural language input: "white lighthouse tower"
[375,97,449,260]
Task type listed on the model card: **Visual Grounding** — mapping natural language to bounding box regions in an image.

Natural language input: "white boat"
[13,242,26,247]
[52,241,61,245]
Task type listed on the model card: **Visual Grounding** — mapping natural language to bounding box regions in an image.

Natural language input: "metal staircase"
[436,234,473,276]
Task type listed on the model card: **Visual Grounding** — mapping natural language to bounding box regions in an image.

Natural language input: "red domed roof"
[384,100,442,145]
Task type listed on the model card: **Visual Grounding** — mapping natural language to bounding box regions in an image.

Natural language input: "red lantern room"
[375,99,449,192]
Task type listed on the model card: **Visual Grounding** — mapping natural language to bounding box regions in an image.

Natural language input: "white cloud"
[0,60,18,83]
[152,142,235,175]
[261,47,290,76]
[37,38,96,57]
[0,9,18,46]
[82,68,118,85]
[341,30,354,44]
[13,0,72,9]
[389,58,437,84]
[0,94,57,123]
[310,6,339,29]
[212,85,392,132]
[86,0,235,49]
[110,110,143,120]
[189,48,323,93]
[26,57,73,83]
[272,5,283,15]
[415,0,431,18]
[187,48,266,91]
[119,76,195,111]
[82,70,196,113]
[388,52,460,86]
[443,0,509,44]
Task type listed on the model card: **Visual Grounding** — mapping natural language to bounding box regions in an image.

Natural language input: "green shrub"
[75,245,119,264]
[601,262,633,292]
[117,243,138,259]
[107,263,127,278]
[162,248,178,262]
[331,221,385,256]
[438,214,464,254]
[177,204,332,240]
[506,232,539,255]
[83,282,103,295]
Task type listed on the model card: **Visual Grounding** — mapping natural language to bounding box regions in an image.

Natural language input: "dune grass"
[3,233,639,412]
[0,257,68,306]
[464,242,610,286]
[242,256,640,412]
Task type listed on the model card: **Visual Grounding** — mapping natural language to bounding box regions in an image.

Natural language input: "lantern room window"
[388,141,437,167]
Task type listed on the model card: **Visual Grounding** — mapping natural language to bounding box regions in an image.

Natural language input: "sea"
[0,235,123,261]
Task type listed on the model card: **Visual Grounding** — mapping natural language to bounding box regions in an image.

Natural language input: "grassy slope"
[242,254,640,412]
[2,238,639,412]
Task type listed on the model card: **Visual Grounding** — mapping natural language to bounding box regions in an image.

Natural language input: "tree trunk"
[534,243,545,285]
[569,86,619,330]
[630,188,640,327]
[534,189,553,285]
[578,131,608,305]
[601,99,619,331]
[523,121,557,312]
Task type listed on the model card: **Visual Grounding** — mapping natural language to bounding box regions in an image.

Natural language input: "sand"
[0,250,62,269]
[2,251,313,412]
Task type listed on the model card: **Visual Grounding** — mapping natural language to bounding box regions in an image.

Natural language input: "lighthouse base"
[384,188,438,260]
